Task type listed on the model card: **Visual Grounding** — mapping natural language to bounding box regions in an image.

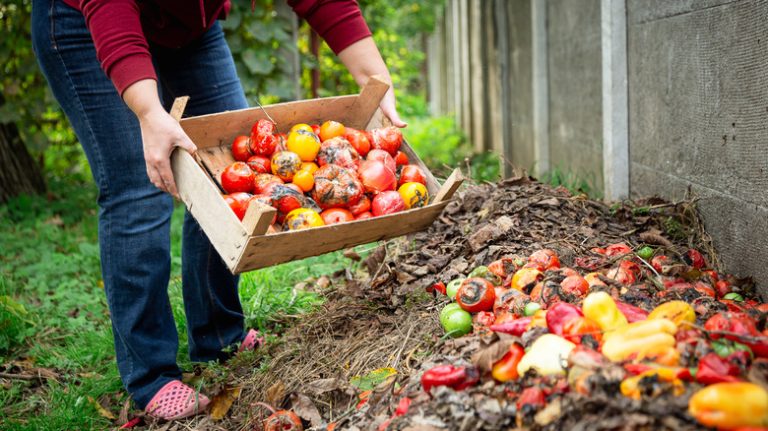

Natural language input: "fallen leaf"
[349,367,397,391]
[209,385,242,420]
[88,396,116,420]
[305,378,343,396]
[343,248,361,261]
[471,335,516,373]
[290,392,323,427]
[638,229,673,247]
[266,380,287,406]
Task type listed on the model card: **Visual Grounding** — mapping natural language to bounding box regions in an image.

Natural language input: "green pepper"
[723,292,744,302]
[711,339,753,358]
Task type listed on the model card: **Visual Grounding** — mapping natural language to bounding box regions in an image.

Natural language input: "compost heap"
[166,174,767,431]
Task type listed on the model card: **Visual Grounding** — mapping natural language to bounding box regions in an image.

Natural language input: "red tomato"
[344,128,371,157]
[249,133,278,157]
[221,162,255,194]
[231,135,252,162]
[528,249,561,270]
[320,208,355,225]
[358,160,397,194]
[312,164,364,210]
[355,211,373,220]
[368,126,402,155]
[456,278,496,313]
[223,192,252,220]
[605,243,632,257]
[371,190,405,216]
[560,275,589,297]
[316,137,361,170]
[366,149,396,173]
[398,165,427,187]
[251,119,276,138]
[394,151,409,166]
[347,194,371,216]
[253,173,283,194]
[246,155,271,174]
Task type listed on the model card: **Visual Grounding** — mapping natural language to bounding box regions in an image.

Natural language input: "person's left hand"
[380,87,407,128]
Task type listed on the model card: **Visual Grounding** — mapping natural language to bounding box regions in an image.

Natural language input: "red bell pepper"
[545,302,583,336]
[516,386,546,411]
[696,353,742,385]
[490,317,532,336]
[615,301,649,323]
[420,365,479,394]
[685,249,707,269]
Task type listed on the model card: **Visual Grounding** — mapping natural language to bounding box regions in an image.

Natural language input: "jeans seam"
[48,0,57,50]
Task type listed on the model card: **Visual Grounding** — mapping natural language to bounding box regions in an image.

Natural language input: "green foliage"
[405,115,501,182]
[540,168,598,198]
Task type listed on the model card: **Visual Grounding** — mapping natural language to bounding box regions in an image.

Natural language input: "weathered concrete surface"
[505,0,536,172]
[547,0,604,193]
[628,0,768,295]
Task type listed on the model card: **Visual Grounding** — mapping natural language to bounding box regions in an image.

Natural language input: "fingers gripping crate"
[170,76,463,274]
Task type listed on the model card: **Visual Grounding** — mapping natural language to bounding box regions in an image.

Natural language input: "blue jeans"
[32,0,249,409]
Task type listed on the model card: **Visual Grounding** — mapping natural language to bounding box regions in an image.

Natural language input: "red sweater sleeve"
[78,0,157,96]
[288,0,372,54]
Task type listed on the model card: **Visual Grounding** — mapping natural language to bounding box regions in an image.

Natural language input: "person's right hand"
[123,79,197,198]
[138,109,197,198]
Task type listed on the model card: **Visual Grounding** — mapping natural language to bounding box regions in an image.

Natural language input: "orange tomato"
[398,182,429,209]
[292,170,314,192]
[320,208,355,225]
[300,161,319,174]
[319,120,345,142]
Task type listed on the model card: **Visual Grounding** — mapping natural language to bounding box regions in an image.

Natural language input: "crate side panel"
[234,203,448,272]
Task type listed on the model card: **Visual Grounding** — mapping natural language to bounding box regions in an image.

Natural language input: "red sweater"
[63,0,372,95]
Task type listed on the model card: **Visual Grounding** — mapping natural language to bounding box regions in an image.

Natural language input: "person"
[31,0,405,421]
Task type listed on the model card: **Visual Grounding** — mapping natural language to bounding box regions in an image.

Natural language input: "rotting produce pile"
[168,174,767,431]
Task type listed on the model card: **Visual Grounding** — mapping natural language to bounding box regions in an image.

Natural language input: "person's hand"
[380,87,407,128]
[138,108,197,198]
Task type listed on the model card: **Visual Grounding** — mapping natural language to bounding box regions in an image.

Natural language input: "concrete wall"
[627,0,768,293]
[547,0,604,191]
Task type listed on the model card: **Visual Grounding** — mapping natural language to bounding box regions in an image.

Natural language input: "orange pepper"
[689,383,768,429]
[491,343,525,382]
[648,300,696,326]
[601,318,678,364]
[620,368,684,400]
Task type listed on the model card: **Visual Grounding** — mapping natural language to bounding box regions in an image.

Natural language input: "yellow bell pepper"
[528,309,547,329]
[601,318,678,363]
[583,291,627,332]
[647,300,696,326]
[517,334,575,376]
[689,382,768,429]
[620,368,684,400]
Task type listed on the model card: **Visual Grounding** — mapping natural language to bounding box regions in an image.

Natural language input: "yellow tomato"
[300,162,319,175]
[283,208,325,231]
[292,170,315,192]
[286,130,321,162]
[397,182,429,209]
[510,267,543,291]
[290,123,313,134]
[270,151,302,181]
[319,120,345,142]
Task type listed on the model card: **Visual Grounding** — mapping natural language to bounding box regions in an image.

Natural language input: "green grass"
[0,178,364,430]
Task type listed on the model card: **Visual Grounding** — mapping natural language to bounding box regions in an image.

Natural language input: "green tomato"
[468,265,501,285]
[524,302,542,316]
[441,308,472,338]
[439,303,463,326]
[446,278,465,300]
[636,246,654,260]
[723,292,744,302]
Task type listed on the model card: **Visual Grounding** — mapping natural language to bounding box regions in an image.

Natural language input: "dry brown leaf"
[209,385,242,420]
[87,396,116,420]
[471,336,516,373]
[265,380,287,406]
[343,248,362,261]
[290,393,323,427]
[638,229,674,247]
[305,378,344,396]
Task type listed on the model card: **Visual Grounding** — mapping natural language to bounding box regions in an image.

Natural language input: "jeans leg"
[151,23,250,362]
[32,0,180,408]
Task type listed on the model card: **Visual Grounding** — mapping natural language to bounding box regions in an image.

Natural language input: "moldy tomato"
[398,182,429,209]
[253,173,283,195]
[221,162,255,194]
[270,151,302,181]
[263,410,303,431]
[312,164,364,210]
[283,208,324,231]
[231,135,252,161]
[316,137,361,170]
[246,155,271,174]
[347,194,371,215]
[456,278,496,312]
[251,118,276,138]
[371,190,405,216]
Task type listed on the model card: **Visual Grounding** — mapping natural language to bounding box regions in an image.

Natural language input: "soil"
[142,174,760,431]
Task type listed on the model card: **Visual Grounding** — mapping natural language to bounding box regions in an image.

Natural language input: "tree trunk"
[0,93,46,203]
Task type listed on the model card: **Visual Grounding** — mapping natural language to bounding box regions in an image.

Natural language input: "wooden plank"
[469,0,486,152]
[345,75,390,129]
[171,149,248,271]
[459,0,472,135]
[532,0,550,176]
[234,202,450,272]
[242,199,276,236]
[179,95,358,149]
[434,169,464,203]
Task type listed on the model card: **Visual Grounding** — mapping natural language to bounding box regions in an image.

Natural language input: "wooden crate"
[170,76,463,274]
